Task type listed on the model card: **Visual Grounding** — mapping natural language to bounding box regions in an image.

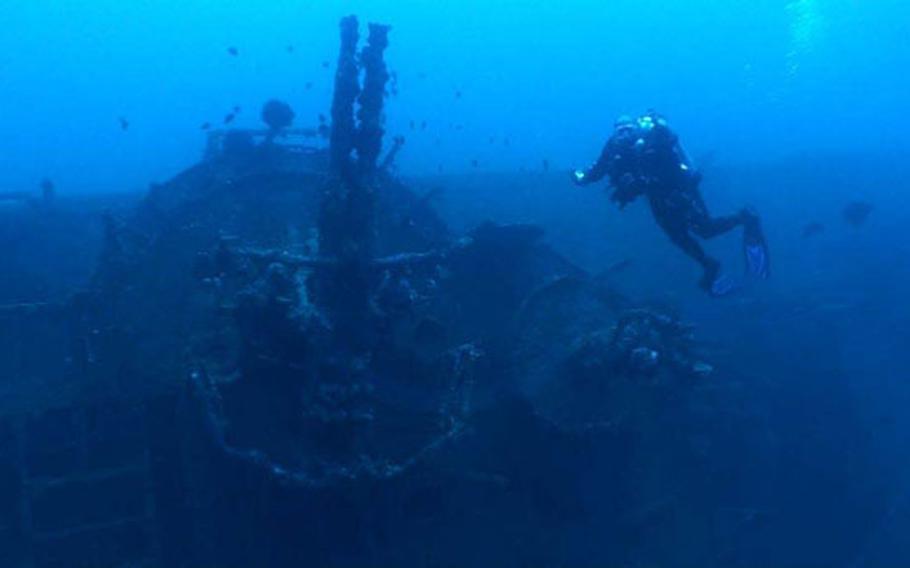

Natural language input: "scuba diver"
[572,111,769,296]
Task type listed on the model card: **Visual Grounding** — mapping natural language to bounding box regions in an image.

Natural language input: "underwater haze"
[2,1,910,567]
[1,0,908,191]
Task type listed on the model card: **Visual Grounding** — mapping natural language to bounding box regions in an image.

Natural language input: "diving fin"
[707,273,741,298]
[700,261,740,298]
[743,212,770,279]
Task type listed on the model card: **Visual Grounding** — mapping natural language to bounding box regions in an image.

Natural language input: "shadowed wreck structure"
[0,16,787,568]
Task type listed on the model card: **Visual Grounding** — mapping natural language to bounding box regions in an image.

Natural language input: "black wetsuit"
[579,115,745,287]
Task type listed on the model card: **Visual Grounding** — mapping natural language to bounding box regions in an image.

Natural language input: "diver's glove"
[572,170,587,186]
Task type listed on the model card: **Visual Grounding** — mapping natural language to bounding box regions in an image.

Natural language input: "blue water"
[2,1,910,566]
[1,1,907,189]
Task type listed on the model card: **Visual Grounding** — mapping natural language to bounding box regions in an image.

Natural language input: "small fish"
[200,122,212,131]
[305,82,314,90]
[223,113,235,124]
[321,61,330,69]
[455,90,462,99]
[801,222,825,239]
[503,138,511,147]
[843,201,873,227]
[417,71,428,80]
[542,159,550,172]
[233,105,241,114]
[318,113,327,124]
[488,136,495,144]
[227,47,239,57]
[420,121,427,130]
[409,120,416,130]
[471,159,479,168]
[286,45,295,53]
[118,117,129,131]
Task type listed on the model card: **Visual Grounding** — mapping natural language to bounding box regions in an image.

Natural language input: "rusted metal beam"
[356,23,391,173]
[328,15,361,178]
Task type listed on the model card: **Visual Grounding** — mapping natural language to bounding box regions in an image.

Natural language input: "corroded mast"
[328,16,360,179]
[317,16,392,353]
[356,23,391,174]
